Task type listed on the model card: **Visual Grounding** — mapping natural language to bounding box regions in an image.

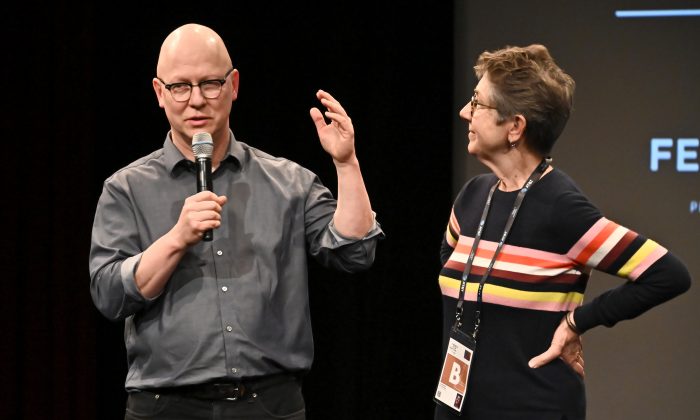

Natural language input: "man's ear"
[153,78,166,109]
[230,69,240,101]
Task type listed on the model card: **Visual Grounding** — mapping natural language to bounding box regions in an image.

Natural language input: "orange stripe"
[452,245,569,270]
[493,252,571,269]
[574,220,619,264]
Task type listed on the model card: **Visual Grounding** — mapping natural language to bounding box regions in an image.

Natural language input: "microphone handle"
[196,157,214,242]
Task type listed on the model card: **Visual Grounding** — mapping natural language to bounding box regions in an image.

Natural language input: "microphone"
[192,132,214,241]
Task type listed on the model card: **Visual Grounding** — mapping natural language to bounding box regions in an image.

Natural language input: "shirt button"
[231,368,238,374]
[217,250,223,256]
[226,326,233,332]
[221,286,228,292]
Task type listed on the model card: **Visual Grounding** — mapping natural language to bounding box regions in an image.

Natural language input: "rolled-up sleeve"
[304,177,385,273]
[89,179,152,320]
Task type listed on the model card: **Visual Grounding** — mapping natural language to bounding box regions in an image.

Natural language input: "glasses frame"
[470,93,498,118]
[157,68,235,102]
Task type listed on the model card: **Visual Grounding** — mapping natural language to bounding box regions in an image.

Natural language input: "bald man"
[90,23,383,420]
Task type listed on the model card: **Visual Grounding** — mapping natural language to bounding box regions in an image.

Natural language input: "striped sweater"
[436,168,690,419]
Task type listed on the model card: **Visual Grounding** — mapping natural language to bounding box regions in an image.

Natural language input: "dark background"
[4,1,698,419]
[3,1,453,419]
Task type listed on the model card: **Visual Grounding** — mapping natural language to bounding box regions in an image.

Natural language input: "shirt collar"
[164,130,244,174]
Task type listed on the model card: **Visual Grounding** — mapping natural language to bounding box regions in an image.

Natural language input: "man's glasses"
[157,68,234,102]
[470,93,498,118]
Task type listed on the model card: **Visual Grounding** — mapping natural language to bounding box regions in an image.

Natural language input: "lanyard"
[453,158,550,339]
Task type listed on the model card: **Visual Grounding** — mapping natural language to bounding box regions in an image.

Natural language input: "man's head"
[153,24,239,153]
[474,44,575,156]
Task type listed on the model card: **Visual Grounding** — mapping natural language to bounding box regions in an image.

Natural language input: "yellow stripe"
[616,239,658,277]
[438,275,584,304]
[445,224,458,247]
[485,283,584,304]
[439,275,461,289]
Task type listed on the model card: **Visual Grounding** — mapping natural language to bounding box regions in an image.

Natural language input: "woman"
[435,44,691,419]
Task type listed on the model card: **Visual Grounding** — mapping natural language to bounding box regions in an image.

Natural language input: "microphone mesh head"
[192,132,214,158]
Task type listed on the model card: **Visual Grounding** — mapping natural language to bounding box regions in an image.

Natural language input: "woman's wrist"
[565,311,581,335]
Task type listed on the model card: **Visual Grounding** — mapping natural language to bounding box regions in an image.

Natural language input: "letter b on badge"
[449,362,462,385]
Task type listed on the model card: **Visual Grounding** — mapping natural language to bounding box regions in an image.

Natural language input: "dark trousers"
[124,377,305,420]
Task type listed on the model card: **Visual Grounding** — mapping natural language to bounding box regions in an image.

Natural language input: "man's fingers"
[320,96,347,116]
[191,190,219,201]
[323,112,350,130]
[309,107,326,130]
[186,193,226,210]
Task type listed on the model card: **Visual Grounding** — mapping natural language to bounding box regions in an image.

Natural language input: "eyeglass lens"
[170,81,223,101]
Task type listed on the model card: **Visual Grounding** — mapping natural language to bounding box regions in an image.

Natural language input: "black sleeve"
[549,188,691,333]
[574,252,691,333]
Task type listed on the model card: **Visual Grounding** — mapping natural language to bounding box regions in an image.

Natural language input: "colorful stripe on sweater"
[440,217,666,312]
[567,217,667,280]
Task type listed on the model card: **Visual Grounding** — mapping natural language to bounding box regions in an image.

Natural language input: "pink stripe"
[501,242,572,263]
[629,246,667,280]
[449,209,460,233]
[567,217,609,260]
[457,236,475,247]
[440,284,459,299]
[454,236,571,264]
[440,286,580,312]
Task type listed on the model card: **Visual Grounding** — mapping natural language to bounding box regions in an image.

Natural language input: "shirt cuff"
[328,211,381,245]
[120,253,162,302]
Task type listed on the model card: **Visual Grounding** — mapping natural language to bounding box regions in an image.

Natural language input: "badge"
[434,327,475,415]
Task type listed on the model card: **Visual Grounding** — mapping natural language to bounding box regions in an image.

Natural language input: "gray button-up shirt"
[89,132,383,390]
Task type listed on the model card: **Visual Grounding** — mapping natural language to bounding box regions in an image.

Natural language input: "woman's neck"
[483,152,549,192]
